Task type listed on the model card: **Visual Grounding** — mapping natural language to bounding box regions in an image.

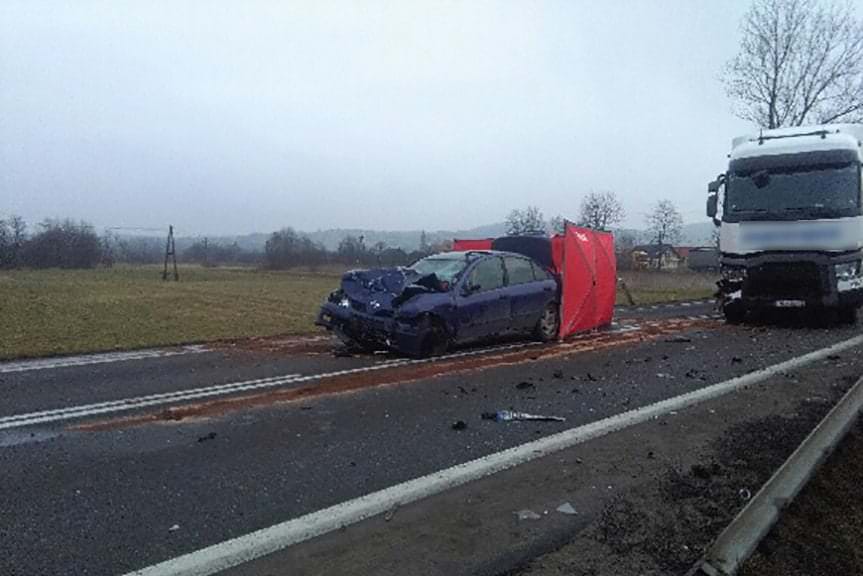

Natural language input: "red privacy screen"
[555,224,616,338]
[452,224,616,339]
[452,238,494,251]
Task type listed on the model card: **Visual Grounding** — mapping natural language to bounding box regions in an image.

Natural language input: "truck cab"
[707,124,863,322]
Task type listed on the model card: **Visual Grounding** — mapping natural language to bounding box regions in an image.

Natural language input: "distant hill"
[164,220,716,253]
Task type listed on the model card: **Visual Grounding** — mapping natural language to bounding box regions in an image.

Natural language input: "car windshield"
[726,162,861,221]
[408,254,469,284]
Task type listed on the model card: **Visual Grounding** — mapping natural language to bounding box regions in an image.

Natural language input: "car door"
[504,256,553,331]
[456,256,510,341]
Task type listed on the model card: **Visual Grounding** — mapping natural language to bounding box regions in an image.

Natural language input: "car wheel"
[722,302,747,324]
[419,316,449,357]
[534,303,559,342]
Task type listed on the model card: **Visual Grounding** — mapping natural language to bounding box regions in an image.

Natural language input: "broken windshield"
[408,254,469,284]
[725,160,861,222]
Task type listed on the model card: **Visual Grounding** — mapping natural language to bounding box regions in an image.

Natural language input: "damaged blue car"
[315,251,560,356]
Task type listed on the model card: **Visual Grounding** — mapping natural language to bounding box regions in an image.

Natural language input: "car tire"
[419,316,449,357]
[722,302,747,324]
[534,303,560,342]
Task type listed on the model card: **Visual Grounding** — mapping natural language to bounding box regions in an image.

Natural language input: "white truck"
[707,124,863,323]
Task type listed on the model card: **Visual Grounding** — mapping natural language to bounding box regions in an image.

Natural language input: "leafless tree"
[577,191,625,231]
[547,214,566,235]
[646,200,684,246]
[724,0,863,128]
[505,206,546,235]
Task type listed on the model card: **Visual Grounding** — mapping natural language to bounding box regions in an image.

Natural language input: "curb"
[688,373,863,576]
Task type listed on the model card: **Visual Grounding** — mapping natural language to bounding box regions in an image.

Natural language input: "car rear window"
[504,257,534,285]
[531,262,553,281]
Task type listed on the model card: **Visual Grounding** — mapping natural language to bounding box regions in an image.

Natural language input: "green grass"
[0,266,341,360]
[0,266,719,360]
[617,270,718,306]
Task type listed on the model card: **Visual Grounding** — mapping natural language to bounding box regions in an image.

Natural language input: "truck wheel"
[722,303,747,324]
[838,306,858,325]
[534,303,560,342]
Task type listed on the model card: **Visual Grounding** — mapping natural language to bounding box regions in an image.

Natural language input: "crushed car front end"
[316,290,429,356]
[315,263,458,356]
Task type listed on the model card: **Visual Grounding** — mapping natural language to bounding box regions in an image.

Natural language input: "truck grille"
[745,262,823,299]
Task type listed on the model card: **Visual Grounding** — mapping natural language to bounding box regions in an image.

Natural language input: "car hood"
[340,267,445,311]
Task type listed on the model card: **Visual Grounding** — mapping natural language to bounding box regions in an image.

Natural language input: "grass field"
[0,266,340,360]
[617,270,718,305]
[0,266,717,360]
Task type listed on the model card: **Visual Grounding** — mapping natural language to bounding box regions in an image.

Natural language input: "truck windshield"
[725,161,861,222]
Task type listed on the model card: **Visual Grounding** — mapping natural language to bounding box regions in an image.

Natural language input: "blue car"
[315,251,560,356]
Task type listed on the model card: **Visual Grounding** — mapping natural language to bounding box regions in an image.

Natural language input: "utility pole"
[162,225,179,281]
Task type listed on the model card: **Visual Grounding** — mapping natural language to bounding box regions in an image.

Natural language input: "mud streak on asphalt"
[71,318,717,431]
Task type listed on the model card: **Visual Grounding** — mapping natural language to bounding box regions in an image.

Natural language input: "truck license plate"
[774,300,805,308]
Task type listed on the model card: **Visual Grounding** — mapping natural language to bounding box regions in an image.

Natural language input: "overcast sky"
[0,1,816,235]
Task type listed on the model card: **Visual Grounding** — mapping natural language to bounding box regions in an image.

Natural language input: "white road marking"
[0,346,209,374]
[121,332,863,576]
[0,325,640,431]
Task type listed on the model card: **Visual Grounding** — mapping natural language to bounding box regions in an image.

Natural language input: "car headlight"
[835,261,862,281]
[721,266,747,283]
[339,297,351,308]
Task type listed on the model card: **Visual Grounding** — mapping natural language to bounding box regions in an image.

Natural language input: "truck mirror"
[706,193,718,218]
[707,180,721,193]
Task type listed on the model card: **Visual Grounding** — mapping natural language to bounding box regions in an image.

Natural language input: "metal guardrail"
[688,374,863,576]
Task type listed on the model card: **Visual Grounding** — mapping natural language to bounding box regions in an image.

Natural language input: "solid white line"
[121,332,863,576]
[0,346,209,374]
[0,323,641,431]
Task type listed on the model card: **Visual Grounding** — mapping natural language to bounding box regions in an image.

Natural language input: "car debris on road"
[482,410,566,422]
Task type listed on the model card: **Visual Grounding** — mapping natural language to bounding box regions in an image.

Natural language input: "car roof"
[439,250,532,259]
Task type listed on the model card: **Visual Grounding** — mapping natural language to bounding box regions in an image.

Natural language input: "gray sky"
[1,1,785,235]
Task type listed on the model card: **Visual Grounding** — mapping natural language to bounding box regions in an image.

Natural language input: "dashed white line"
[0,346,209,374]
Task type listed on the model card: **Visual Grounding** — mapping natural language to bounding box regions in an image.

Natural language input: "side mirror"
[462,283,480,296]
[707,180,721,193]
[706,193,718,218]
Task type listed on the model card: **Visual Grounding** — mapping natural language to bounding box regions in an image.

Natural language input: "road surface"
[2,299,861,576]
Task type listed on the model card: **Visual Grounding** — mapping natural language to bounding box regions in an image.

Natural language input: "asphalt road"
[1,299,860,576]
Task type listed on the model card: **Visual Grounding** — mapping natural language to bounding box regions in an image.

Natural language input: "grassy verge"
[0,266,341,360]
[1,266,718,360]
[617,270,718,305]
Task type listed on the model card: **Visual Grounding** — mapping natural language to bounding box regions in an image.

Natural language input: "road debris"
[451,420,467,431]
[556,502,578,515]
[514,509,542,521]
[197,432,217,443]
[482,410,566,422]
[552,369,565,379]
[739,488,752,501]
[384,505,398,522]
[515,381,535,390]
[168,524,180,532]
[665,335,692,343]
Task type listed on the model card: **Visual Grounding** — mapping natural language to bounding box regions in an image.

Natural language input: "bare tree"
[577,191,625,231]
[724,0,863,128]
[547,214,565,235]
[505,206,546,235]
[646,200,684,246]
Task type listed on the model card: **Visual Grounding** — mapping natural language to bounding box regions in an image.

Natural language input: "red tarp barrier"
[452,238,494,251]
[557,224,616,338]
[453,224,616,339]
